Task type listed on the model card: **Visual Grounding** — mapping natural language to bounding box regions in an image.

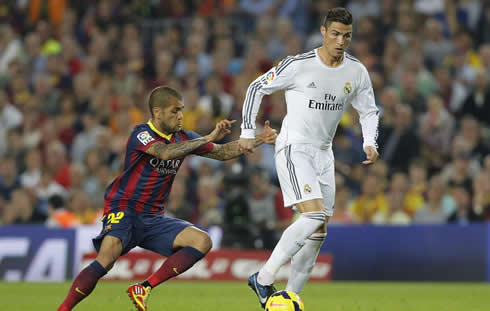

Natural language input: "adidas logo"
[307,82,316,88]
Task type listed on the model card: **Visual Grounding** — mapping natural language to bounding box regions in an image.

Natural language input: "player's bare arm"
[146,139,210,160]
[202,121,277,161]
[145,120,236,160]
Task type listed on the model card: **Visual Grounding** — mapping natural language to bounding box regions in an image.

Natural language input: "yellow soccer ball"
[265,290,305,311]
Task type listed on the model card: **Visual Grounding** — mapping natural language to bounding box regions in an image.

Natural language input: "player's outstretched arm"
[145,120,236,160]
[202,121,277,161]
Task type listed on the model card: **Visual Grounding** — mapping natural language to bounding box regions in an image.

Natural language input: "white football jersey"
[240,49,379,150]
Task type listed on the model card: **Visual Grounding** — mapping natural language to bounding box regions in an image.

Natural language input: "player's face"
[158,97,184,134]
[321,22,353,58]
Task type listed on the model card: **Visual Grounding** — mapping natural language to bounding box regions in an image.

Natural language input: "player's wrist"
[240,128,255,139]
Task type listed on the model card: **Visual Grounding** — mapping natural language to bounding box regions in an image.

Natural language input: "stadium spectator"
[418,94,455,169]
[165,174,195,222]
[247,166,290,249]
[20,147,42,189]
[473,171,490,220]
[372,191,412,225]
[378,86,401,127]
[329,183,356,224]
[447,186,482,224]
[351,174,388,223]
[405,159,427,217]
[457,69,490,126]
[199,72,234,121]
[413,175,454,224]
[423,18,454,69]
[0,89,23,156]
[2,188,45,225]
[0,23,22,77]
[378,104,420,173]
[196,175,224,229]
[0,157,21,204]
[456,116,489,163]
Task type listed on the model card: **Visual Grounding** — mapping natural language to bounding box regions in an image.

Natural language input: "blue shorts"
[92,209,192,257]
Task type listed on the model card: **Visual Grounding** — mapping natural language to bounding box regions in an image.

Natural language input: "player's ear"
[152,106,162,118]
[320,25,326,37]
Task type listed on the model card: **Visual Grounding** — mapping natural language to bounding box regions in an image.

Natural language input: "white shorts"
[275,144,335,216]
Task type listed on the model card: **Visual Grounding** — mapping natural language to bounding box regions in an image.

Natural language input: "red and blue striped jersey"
[103,121,214,215]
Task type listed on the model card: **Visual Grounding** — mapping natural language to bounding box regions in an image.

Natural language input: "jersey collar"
[147,120,173,140]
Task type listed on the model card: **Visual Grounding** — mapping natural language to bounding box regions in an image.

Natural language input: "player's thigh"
[173,226,212,253]
[317,151,336,217]
[95,235,123,268]
[295,199,325,213]
[275,145,323,207]
[138,214,194,257]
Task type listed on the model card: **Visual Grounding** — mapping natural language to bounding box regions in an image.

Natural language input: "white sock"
[258,211,326,285]
[286,232,327,293]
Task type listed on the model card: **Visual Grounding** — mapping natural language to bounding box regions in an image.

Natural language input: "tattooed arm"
[145,138,211,160]
[144,119,238,160]
[201,120,278,161]
[201,137,265,161]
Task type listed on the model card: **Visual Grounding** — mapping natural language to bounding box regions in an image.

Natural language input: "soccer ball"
[265,290,305,311]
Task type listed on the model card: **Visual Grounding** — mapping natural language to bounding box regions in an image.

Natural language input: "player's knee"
[193,232,212,254]
[96,253,119,270]
[105,262,115,271]
[302,210,328,224]
[315,221,328,233]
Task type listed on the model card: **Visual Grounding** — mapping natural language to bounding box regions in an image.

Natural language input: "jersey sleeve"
[240,57,297,138]
[185,131,215,155]
[129,128,159,152]
[351,66,379,150]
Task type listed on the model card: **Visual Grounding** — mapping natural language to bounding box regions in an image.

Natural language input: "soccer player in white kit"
[238,7,380,308]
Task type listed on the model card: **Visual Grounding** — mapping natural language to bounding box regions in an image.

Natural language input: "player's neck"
[318,46,343,67]
[149,119,172,136]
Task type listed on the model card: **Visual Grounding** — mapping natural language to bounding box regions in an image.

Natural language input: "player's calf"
[57,261,107,311]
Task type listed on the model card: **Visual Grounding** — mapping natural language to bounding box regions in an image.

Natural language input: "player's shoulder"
[131,123,152,136]
[279,50,316,64]
[130,123,157,145]
[292,49,316,60]
[344,53,368,72]
[276,50,317,74]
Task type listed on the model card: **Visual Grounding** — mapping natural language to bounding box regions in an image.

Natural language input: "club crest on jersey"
[304,184,312,194]
[344,82,352,94]
[137,131,155,145]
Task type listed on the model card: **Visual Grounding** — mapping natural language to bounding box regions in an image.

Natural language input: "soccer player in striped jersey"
[58,86,277,311]
[238,7,380,307]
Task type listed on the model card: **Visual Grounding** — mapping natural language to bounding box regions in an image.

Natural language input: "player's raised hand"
[207,119,236,142]
[257,120,278,145]
[362,146,379,165]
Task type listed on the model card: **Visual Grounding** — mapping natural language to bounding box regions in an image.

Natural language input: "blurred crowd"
[0,0,489,249]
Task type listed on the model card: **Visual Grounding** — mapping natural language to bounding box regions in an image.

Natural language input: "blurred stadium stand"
[0,0,489,262]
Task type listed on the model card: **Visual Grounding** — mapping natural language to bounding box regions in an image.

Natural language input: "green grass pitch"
[1,281,489,311]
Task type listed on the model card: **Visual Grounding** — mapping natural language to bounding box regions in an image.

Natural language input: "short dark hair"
[323,7,353,28]
[148,86,182,117]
